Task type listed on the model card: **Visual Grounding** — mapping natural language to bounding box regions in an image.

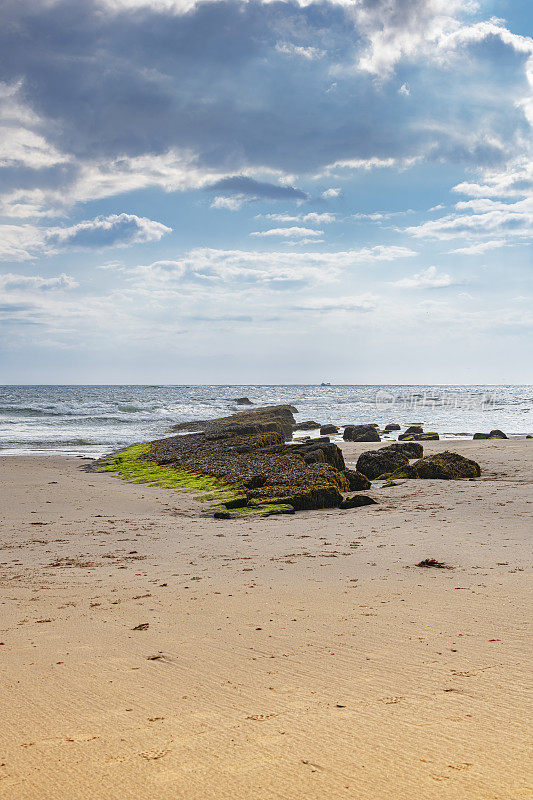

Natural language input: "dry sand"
[0,439,531,799]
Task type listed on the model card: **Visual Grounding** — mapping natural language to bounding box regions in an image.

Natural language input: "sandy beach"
[0,439,531,800]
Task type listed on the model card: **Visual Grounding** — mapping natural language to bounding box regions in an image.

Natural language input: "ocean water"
[0,385,531,457]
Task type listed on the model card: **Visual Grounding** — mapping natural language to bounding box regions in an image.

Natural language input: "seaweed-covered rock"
[293,420,321,430]
[474,430,507,440]
[400,432,439,441]
[339,495,377,509]
[343,425,381,443]
[252,484,344,511]
[172,404,298,439]
[343,469,371,491]
[356,448,409,480]
[404,425,423,435]
[320,424,339,435]
[243,474,267,489]
[234,397,253,405]
[390,451,481,480]
[289,440,345,471]
[384,423,401,431]
[381,442,424,459]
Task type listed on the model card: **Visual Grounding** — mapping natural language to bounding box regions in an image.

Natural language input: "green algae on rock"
[93,404,353,516]
[388,451,481,480]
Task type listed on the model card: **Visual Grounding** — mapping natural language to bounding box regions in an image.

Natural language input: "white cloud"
[0,224,45,262]
[448,239,506,255]
[353,209,414,222]
[322,188,341,199]
[260,212,336,224]
[403,197,533,240]
[0,272,78,292]
[393,265,454,289]
[292,294,377,312]
[452,160,533,199]
[125,244,417,291]
[47,214,172,248]
[0,214,172,261]
[275,42,325,60]
[250,226,323,239]
[210,196,244,210]
[398,83,410,96]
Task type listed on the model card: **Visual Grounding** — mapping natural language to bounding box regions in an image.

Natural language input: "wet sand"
[0,440,531,799]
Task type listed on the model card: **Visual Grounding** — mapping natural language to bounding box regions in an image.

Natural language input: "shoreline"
[0,440,531,799]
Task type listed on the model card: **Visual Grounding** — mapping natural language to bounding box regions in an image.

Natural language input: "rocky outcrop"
[343,469,371,490]
[384,423,401,431]
[403,425,423,435]
[389,451,481,480]
[320,424,339,435]
[172,404,298,440]
[474,429,507,440]
[339,495,377,509]
[110,405,356,514]
[343,425,381,443]
[234,397,253,405]
[288,439,346,471]
[381,442,424,459]
[399,432,439,441]
[356,448,409,479]
[293,420,321,430]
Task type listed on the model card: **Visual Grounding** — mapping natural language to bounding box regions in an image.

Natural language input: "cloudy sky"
[0,0,531,384]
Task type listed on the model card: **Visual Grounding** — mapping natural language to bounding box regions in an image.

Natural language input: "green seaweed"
[94,444,293,517]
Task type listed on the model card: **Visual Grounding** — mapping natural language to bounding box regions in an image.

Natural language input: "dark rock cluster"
[343,424,381,442]
[148,405,378,512]
[389,451,481,480]
[473,429,508,439]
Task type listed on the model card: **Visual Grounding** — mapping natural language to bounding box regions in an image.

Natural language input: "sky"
[0,0,531,385]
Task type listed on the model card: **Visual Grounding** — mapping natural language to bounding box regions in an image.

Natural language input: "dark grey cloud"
[207,176,308,200]
[0,0,531,209]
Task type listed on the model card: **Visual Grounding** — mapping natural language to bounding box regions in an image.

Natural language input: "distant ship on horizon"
[320,382,331,386]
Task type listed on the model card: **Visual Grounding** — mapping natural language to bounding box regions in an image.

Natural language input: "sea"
[0,385,531,457]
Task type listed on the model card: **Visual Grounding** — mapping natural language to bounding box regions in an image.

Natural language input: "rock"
[234,397,253,405]
[474,430,507,440]
[104,403,357,515]
[399,431,438,441]
[381,442,423,459]
[283,486,344,511]
[384,423,401,431]
[405,425,424,435]
[289,440,345,471]
[356,448,409,480]
[343,425,381,442]
[303,449,325,464]
[172,404,298,439]
[320,424,339,435]
[390,451,481,480]
[293,420,321,430]
[213,511,233,519]
[343,469,371,491]
[243,475,267,489]
[339,495,377,509]
[224,496,249,509]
